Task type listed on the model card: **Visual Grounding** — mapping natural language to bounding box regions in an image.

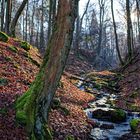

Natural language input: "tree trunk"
[16,0,78,139]
[5,0,12,34]
[40,0,44,52]
[126,0,133,60]
[30,1,35,44]
[47,0,56,41]
[111,0,124,65]
[10,0,28,37]
[25,2,28,41]
[97,0,105,56]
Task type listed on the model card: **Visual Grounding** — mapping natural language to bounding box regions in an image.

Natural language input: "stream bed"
[77,81,140,140]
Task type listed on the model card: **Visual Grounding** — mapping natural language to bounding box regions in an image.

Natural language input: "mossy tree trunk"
[16,0,78,140]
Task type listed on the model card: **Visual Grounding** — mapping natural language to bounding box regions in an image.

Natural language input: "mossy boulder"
[0,32,9,42]
[92,109,126,123]
[130,119,140,132]
[21,41,31,51]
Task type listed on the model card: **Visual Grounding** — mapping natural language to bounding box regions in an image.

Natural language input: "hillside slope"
[116,49,140,112]
[0,33,93,140]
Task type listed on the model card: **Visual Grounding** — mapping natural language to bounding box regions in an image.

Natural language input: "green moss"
[0,32,9,42]
[58,81,64,88]
[29,57,40,67]
[16,110,26,125]
[21,41,31,51]
[5,56,12,61]
[60,106,70,116]
[23,51,29,58]
[51,98,61,109]
[111,109,126,122]
[0,108,8,115]
[65,135,75,140]
[129,92,138,98]
[130,119,140,131]
[0,78,8,86]
[9,46,18,53]
[44,125,53,140]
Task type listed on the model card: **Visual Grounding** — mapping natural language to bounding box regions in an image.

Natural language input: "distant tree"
[5,0,12,34]
[10,0,28,37]
[74,0,90,56]
[97,0,105,56]
[126,0,134,59]
[136,0,140,41]
[16,0,78,139]
[111,0,124,65]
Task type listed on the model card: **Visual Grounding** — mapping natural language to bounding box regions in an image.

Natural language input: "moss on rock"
[0,32,9,42]
[130,119,140,132]
[92,109,126,123]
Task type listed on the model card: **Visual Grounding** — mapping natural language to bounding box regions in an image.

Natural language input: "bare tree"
[10,0,28,37]
[111,0,124,65]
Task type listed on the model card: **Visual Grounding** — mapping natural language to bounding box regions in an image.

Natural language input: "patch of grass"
[0,32,9,42]
[0,78,8,86]
[130,119,140,131]
[9,46,18,53]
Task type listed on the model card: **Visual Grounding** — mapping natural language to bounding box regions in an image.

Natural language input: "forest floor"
[0,34,140,139]
[115,49,140,112]
[0,37,94,140]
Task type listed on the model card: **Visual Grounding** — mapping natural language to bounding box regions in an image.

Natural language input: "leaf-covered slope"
[0,35,41,139]
[0,33,94,140]
[116,48,140,112]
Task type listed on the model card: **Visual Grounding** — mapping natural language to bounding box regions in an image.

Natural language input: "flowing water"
[77,81,140,140]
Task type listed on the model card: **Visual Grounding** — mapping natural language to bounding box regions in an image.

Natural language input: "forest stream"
[76,76,140,140]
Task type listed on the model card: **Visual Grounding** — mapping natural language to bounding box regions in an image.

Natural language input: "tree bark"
[111,0,124,65]
[16,0,78,139]
[10,0,28,37]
